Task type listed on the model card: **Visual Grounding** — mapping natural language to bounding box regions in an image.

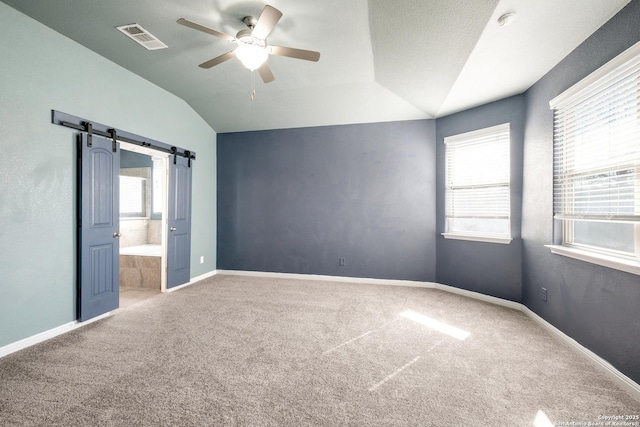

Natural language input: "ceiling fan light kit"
[177,5,320,83]
[235,43,268,71]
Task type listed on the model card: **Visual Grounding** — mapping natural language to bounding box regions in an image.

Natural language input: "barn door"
[167,154,192,288]
[78,133,120,321]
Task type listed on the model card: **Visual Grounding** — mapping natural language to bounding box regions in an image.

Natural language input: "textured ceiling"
[0,0,632,132]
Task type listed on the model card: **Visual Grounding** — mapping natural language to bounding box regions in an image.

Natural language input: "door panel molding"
[78,134,120,321]
[167,156,192,288]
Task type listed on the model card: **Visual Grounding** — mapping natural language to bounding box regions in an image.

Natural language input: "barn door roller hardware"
[85,122,93,148]
[52,110,196,164]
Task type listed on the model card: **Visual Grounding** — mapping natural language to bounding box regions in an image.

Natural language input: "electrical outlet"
[542,287,547,302]
[339,257,346,266]
[200,256,204,264]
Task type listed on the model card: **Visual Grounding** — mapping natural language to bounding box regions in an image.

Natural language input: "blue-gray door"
[78,133,120,321]
[167,154,192,288]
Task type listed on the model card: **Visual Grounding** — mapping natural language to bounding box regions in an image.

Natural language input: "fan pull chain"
[250,71,256,101]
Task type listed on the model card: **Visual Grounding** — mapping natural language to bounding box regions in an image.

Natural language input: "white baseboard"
[0,311,112,359]
[216,269,437,288]
[433,282,522,311]
[0,269,222,356]
[216,269,640,400]
[165,270,219,293]
[522,307,640,399]
[217,270,522,311]
[3,269,638,401]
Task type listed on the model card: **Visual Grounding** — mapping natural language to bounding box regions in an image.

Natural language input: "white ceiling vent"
[116,24,167,50]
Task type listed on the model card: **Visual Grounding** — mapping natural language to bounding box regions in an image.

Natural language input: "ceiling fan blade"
[257,62,275,83]
[269,45,320,62]
[251,5,282,40]
[199,51,236,69]
[177,18,235,42]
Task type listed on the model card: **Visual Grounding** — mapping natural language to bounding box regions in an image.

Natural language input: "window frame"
[548,40,640,275]
[442,123,512,244]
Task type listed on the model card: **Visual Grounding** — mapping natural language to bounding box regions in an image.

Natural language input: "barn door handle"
[113,232,121,238]
[170,227,176,232]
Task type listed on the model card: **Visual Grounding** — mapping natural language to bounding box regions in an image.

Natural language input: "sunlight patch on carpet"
[400,310,470,341]
[323,318,399,355]
[368,356,421,392]
[534,409,554,427]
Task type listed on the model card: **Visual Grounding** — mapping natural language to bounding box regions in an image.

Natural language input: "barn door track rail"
[52,110,196,165]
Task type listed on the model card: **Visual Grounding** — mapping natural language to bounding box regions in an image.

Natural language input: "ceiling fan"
[177,5,320,83]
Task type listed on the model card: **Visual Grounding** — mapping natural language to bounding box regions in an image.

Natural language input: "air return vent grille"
[116,24,167,50]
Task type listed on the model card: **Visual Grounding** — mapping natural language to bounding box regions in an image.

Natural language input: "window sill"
[546,245,640,276]
[442,233,512,245]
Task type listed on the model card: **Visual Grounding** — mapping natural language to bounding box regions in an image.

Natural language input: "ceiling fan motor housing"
[235,28,266,48]
[242,16,258,29]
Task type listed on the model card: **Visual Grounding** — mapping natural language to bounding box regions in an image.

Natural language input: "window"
[443,123,511,244]
[152,156,164,216]
[120,176,147,217]
[549,41,640,274]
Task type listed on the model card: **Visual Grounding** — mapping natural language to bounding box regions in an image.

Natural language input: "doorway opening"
[118,142,168,308]
[66,110,195,322]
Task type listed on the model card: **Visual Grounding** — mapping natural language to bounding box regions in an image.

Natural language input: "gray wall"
[0,3,217,349]
[435,95,525,302]
[218,120,437,281]
[522,0,640,383]
[216,0,640,383]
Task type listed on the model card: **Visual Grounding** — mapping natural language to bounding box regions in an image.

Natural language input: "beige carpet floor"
[1,274,638,426]
[119,287,160,308]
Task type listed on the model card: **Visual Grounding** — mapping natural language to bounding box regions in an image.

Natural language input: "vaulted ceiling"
[1,0,632,132]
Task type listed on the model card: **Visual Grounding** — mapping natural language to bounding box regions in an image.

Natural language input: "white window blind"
[444,123,511,241]
[152,157,164,215]
[120,175,146,217]
[549,41,640,266]
[550,42,640,225]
